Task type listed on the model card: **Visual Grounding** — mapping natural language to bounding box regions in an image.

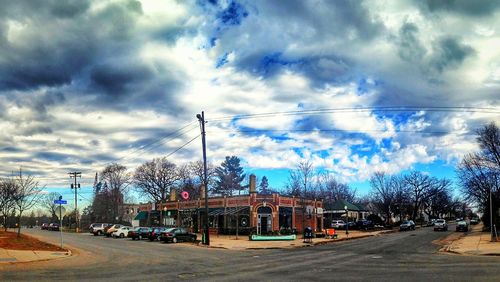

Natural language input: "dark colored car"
[355,220,374,230]
[456,221,469,232]
[128,227,151,240]
[160,228,197,243]
[399,220,416,231]
[48,223,60,231]
[470,218,479,225]
[148,227,168,241]
[41,223,49,230]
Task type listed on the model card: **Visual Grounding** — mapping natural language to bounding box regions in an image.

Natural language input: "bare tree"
[476,122,500,169]
[39,192,62,220]
[369,172,395,224]
[189,160,215,188]
[392,176,411,221]
[101,164,130,222]
[134,157,179,203]
[12,171,43,237]
[422,186,455,219]
[458,122,500,230]
[285,170,302,197]
[0,178,17,231]
[294,160,314,234]
[404,171,451,220]
[316,172,356,204]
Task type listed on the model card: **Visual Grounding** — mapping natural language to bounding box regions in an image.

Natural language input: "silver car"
[433,219,448,231]
[331,220,346,229]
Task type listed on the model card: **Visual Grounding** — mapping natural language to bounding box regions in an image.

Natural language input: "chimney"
[249,174,257,193]
[170,188,177,201]
[200,185,205,199]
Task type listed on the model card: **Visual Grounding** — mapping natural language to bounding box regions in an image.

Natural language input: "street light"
[344,205,349,236]
[163,207,167,226]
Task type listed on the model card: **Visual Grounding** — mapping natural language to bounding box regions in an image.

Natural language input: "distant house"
[323,199,369,227]
[119,203,140,226]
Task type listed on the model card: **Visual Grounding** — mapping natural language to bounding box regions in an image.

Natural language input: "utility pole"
[196,111,210,246]
[69,172,81,232]
[490,187,494,241]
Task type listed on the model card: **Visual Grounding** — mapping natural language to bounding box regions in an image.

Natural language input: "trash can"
[303,227,313,243]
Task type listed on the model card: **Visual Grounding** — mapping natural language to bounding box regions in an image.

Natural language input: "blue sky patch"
[217,1,249,26]
[216,52,229,68]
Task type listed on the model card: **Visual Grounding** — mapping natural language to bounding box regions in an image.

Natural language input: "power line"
[210,128,473,135]
[208,106,500,121]
[164,134,201,159]
[110,122,199,164]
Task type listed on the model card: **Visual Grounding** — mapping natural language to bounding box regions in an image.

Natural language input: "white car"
[433,219,448,231]
[331,220,346,229]
[112,226,132,238]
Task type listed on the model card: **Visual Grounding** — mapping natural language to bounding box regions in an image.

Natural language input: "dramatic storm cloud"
[0,0,498,199]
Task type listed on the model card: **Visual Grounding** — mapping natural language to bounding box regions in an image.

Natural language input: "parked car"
[160,228,197,243]
[128,227,151,240]
[148,227,168,241]
[434,219,448,231]
[41,223,49,230]
[355,219,374,230]
[89,223,111,236]
[103,224,117,236]
[112,226,132,238]
[105,224,125,237]
[48,223,60,231]
[456,220,469,232]
[425,219,436,227]
[331,220,346,229]
[470,218,479,225]
[399,220,416,231]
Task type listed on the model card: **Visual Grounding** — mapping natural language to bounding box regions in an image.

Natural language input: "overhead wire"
[208,106,500,121]
[209,128,469,135]
[109,121,199,164]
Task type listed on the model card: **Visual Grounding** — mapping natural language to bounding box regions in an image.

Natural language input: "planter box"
[249,234,296,241]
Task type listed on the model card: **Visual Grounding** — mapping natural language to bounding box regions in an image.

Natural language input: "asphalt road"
[1,225,499,281]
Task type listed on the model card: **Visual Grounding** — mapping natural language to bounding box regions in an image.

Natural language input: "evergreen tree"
[213,156,246,196]
[259,176,269,194]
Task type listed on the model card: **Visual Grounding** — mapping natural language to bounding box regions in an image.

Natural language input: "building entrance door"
[257,206,273,235]
[261,216,268,234]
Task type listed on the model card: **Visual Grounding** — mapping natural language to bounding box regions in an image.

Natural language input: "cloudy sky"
[0,0,499,205]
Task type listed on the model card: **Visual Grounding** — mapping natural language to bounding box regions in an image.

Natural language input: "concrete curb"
[196,232,391,250]
[437,228,500,257]
[0,249,73,265]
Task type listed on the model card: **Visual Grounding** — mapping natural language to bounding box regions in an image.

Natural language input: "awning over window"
[208,207,248,216]
[134,211,148,220]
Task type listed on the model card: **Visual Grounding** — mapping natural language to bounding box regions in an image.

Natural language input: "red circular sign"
[181,191,189,200]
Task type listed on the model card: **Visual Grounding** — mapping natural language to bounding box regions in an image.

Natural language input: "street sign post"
[54,196,66,249]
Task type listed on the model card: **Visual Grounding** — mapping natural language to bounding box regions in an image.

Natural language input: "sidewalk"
[444,224,500,256]
[0,248,71,264]
[197,229,392,250]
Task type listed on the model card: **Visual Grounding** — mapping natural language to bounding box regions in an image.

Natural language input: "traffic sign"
[54,200,67,204]
[55,206,66,219]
